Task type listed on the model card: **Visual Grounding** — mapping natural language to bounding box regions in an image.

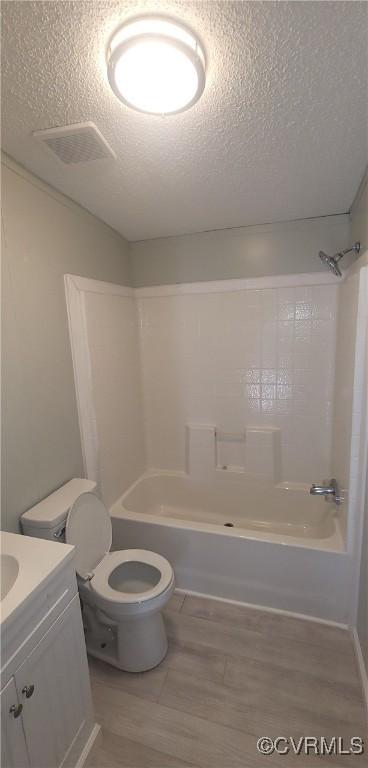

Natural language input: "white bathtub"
[110,472,352,624]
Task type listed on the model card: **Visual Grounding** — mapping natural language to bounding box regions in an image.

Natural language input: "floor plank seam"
[155,686,265,746]
[179,594,187,613]
[94,679,266,767]
[156,666,170,702]
[222,657,230,684]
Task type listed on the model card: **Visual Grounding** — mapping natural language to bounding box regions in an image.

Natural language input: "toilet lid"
[66,492,112,579]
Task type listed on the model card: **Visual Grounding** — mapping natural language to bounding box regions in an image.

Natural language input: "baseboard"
[75,724,102,768]
[174,588,349,629]
[352,628,368,720]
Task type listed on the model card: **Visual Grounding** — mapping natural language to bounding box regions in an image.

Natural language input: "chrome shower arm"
[336,242,361,259]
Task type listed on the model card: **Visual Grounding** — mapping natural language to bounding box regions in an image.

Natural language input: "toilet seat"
[66,492,112,579]
[91,549,174,605]
[66,491,174,608]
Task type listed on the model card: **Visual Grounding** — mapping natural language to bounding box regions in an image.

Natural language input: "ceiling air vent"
[33,122,116,164]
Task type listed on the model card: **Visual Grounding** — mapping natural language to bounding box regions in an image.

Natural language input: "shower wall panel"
[138,280,338,485]
[84,290,146,507]
[331,270,361,542]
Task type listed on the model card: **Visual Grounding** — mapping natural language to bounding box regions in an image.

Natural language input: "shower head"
[318,242,360,277]
[319,250,343,277]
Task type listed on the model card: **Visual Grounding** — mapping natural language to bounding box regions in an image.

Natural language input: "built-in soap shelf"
[215,431,245,442]
[215,429,246,473]
[186,423,282,483]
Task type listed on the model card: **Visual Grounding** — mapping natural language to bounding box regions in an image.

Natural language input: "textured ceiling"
[1,1,367,241]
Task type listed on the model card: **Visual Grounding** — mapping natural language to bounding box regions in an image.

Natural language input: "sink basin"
[0,554,19,600]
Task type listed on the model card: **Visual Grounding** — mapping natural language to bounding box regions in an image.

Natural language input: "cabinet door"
[1,676,29,768]
[15,595,93,768]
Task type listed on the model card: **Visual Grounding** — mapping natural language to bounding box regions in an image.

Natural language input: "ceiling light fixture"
[107,16,206,115]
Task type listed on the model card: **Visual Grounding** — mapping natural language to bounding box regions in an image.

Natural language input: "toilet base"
[85,610,168,673]
[116,611,168,672]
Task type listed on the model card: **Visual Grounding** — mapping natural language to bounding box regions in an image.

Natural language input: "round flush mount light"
[107,16,206,115]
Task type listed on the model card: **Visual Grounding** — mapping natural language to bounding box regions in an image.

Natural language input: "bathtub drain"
[224,522,234,527]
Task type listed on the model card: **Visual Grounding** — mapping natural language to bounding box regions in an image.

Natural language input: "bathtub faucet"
[310,478,342,505]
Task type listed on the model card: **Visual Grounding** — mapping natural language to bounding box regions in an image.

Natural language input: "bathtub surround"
[332,266,366,546]
[65,276,146,509]
[1,155,130,533]
[66,271,347,624]
[82,286,145,508]
[66,257,368,628]
[138,277,338,485]
[67,272,338,498]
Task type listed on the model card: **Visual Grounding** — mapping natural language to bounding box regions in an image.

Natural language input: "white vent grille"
[33,122,116,164]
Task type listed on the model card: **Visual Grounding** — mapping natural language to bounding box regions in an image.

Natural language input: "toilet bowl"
[21,480,175,673]
[91,549,174,619]
[86,550,174,671]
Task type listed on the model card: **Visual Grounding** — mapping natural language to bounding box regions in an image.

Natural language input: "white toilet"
[21,479,175,672]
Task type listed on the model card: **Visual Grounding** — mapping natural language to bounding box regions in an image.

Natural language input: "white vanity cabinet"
[1,534,99,768]
[14,597,92,768]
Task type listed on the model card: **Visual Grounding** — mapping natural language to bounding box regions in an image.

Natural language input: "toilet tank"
[21,478,97,541]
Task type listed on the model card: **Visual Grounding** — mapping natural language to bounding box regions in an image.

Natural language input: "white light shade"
[107,17,206,115]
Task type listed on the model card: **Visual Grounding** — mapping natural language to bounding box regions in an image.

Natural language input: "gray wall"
[129,214,351,287]
[1,156,131,532]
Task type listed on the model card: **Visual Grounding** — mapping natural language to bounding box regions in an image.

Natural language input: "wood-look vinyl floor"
[89,593,367,768]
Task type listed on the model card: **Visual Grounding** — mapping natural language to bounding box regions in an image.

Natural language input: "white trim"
[74,724,102,768]
[65,275,100,483]
[64,275,135,484]
[68,271,340,301]
[352,628,368,721]
[135,270,341,298]
[346,265,368,561]
[174,588,349,630]
[66,273,134,298]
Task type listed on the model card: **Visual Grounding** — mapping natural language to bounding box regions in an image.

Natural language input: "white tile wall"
[84,291,146,508]
[138,284,338,484]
